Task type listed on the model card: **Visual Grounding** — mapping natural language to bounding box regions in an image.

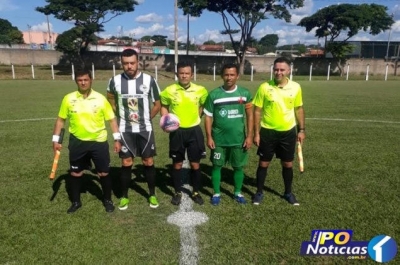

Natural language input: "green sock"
[233,167,244,196]
[211,166,222,194]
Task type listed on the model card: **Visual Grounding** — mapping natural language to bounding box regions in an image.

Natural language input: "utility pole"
[27,24,32,45]
[186,14,189,55]
[46,15,52,49]
[385,13,394,61]
[395,45,400,76]
[174,0,178,70]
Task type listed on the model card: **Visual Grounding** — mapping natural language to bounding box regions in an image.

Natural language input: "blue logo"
[300,230,368,260]
[368,235,397,263]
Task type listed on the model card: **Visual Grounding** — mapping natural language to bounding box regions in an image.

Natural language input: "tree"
[0,19,24,46]
[254,34,279,54]
[150,35,168,46]
[55,28,86,63]
[203,40,216,45]
[167,40,186,50]
[140,35,152,42]
[298,3,394,75]
[179,0,304,74]
[36,0,139,67]
[259,34,278,47]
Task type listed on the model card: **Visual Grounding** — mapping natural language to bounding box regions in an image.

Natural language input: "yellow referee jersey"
[160,82,208,128]
[58,89,115,142]
[253,78,303,131]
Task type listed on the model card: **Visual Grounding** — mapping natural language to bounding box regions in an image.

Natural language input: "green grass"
[0,79,399,264]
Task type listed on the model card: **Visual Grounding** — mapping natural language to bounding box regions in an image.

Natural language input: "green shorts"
[210,146,248,168]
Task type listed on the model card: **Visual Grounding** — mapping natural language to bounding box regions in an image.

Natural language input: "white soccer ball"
[160,113,180,132]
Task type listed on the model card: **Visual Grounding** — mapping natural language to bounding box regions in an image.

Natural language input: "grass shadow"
[109,164,175,200]
[200,163,282,199]
[50,171,105,202]
[50,172,68,201]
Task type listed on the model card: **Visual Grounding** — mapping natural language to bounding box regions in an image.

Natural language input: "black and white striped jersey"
[107,72,161,132]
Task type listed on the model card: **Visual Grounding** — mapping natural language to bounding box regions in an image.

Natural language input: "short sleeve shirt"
[107,72,161,133]
[203,86,252,146]
[160,82,208,128]
[58,89,115,142]
[253,78,303,131]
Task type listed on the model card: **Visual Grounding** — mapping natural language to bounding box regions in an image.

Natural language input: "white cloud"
[290,14,307,25]
[275,27,317,46]
[352,36,372,41]
[0,0,17,11]
[391,4,400,20]
[392,20,400,33]
[292,0,314,16]
[165,24,175,32]
[136,0,145,4]
[135,13,163,23]
[31,22,53,32]
[253,26,275,39]
[286,0,314,25]
[164,24,190,42]
[148,23,164,32]
[126,23,165,37]
[196,29,224,44]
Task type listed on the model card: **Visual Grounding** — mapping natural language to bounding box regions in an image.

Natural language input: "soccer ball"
[160,113,180,132]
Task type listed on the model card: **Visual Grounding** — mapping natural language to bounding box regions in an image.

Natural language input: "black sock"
[256,166,268,193]
[282,166,293,194]
[144,165,156,196]
[171,168,182,193]
[68,175,82,203]
[191,169,201,193]
[99,175,112,201]
[120,166,132,198]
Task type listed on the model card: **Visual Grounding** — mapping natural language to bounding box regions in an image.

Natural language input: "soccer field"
[0,79,399,264]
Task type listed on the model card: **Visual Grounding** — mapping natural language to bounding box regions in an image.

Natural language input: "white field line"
[0,117,54,123]
[307,118,400,124]
[1,117,399,125]
[167,159,209,265]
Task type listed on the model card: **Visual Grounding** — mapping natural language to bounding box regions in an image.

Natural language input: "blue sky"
[0,0,399,46]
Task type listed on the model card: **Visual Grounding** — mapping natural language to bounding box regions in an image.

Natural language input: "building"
[22,31,59,49]
[331,41,400,59]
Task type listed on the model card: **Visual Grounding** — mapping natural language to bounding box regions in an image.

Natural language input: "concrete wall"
[0,48,398,76]
[0,49,62,65]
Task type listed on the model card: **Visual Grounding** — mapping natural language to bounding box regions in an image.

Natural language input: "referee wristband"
[112,132,121,141]
[52,135,60,142]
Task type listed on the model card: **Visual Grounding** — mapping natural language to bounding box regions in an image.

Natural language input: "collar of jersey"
[123,72,142,80]
[76,89,95,99]
[220,85,238,93]
[176,82,192,90]
[270,77,290,89]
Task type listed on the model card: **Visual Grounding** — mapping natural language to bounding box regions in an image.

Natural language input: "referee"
[252,57,306,206]
[52,69,121,214]
[160,61,208,206]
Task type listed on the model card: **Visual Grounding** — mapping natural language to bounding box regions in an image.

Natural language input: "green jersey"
[204,85,252,146]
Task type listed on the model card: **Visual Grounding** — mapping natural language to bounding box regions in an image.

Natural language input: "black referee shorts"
[169,125,206,163]
[257,126,297,162]
[68,134,110,173]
